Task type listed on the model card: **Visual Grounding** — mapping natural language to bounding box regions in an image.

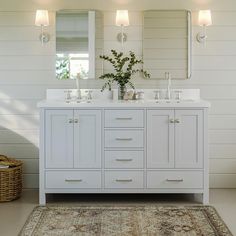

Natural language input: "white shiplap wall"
[0,0,236,188]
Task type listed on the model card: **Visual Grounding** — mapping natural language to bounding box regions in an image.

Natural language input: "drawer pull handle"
[65,179,82,182]
[116,117,133,120]
[166,179,183,182]
[115,138,133,141]
[116,179,133,182]
[116,158,133,162]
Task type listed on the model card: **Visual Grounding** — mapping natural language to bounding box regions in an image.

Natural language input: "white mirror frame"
[143,10,192,80]
[56,10,96,79]
[88,10,95,79]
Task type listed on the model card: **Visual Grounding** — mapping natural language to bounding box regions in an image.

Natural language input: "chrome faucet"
[165,72,171,100]
[75,75,81,101]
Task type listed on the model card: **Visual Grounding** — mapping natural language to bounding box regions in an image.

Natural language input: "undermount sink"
[65,99,93,104]
[146,99,197,104]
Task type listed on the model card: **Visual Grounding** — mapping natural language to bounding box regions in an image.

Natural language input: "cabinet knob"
[74,118,79,123]
[169,119,175,123]
[68,119,73,123]
[175,119,180,123]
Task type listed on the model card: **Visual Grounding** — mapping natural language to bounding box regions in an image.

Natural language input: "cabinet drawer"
[147,171,203,189]
[105,150,144,168]
[45,171,101,189]
[105,130,144,148]
[105,110,144,128]
[105,171,144,188]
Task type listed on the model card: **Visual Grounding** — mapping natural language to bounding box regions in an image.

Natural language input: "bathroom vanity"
[38,89,210,204]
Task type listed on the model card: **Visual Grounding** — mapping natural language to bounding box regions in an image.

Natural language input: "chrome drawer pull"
[166,179,183,182]
[65,179,82,182]
[116,179,133,182]
[116,158,133,162]
[116,117,132,120]
[115,138,133,141]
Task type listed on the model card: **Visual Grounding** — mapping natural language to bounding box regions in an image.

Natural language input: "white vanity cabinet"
[45,110,74,169]
[40,109,102,204]
[39,102,209,205]
[45,109,101,169]
[147,109,203,169]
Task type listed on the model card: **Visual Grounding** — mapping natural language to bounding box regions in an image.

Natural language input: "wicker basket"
[0,155,23,202]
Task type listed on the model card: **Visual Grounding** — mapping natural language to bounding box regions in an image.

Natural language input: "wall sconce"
[35,10,50,45]
[116,10,129,46]
[196,10,212,43]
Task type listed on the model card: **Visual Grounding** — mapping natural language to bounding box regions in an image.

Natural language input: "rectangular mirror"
[56,10,103,80]
[143,10,191,80]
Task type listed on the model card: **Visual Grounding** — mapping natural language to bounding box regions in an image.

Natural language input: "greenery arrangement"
[99,50,150,99]
[56,57,70,80]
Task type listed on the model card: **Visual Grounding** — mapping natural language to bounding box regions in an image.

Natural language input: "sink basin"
[146,99,197,104]
[65,100,92,104]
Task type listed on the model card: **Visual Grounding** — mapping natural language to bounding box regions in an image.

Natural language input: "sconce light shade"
[35,10,49,26]
[35,10,50,45]
[198,10,212,26]
[116,10,129,47]
[116,10,129,26]
[196,10,212,44]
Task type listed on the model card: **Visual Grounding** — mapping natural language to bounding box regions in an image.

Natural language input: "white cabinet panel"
[147,171,203,189]
[105,130,144,148]
[74,110,101,168]
[105,109,144,128]
[175,110,203,168]
[105,150,144,168]
[105,171,144,188]
[147,110,174,168]
[45,110,73,169]
[46,171,101,189]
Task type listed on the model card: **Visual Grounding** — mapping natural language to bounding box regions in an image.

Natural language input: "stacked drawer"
[104,109,144,189]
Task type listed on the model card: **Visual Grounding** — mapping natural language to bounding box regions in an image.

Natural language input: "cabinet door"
[74,110,101,168]
[147,110,174,168]
[45,110,74,168]
[175,110,203,168]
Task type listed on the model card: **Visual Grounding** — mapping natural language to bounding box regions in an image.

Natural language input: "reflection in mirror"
[143,10,192,80]
[56,10,96,80]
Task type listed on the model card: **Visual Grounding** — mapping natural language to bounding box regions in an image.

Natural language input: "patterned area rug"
[19,205,232,236]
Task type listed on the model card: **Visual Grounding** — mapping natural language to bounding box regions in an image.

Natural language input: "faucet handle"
[175,90,182,100]
[64,90,72,102]
[86,90,93,100]
[154,90,161,100]
[76,89,81,100]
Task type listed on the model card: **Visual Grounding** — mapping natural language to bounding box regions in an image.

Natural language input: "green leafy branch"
[99,50,150,91]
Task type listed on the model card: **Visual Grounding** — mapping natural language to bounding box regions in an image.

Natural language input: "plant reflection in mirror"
[56,57,70,80]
